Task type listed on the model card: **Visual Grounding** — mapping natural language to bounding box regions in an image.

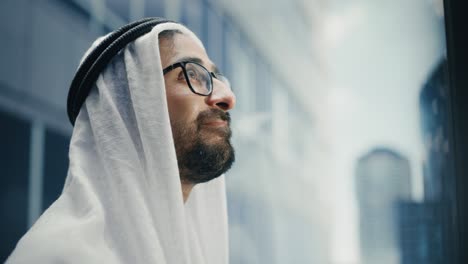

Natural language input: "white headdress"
[7,22,228,264]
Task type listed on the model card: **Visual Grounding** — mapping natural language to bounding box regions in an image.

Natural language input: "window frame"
[443,0,468,262]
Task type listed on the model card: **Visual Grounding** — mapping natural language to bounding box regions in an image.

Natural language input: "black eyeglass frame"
[162,61,229,96]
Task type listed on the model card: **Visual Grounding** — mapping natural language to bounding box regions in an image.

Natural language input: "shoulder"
[6,227,117,264]
[6,204,119,264]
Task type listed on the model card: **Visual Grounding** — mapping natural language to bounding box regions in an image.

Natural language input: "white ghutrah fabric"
[7,22,229,264]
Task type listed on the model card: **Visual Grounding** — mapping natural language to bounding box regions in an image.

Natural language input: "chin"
[180,139,235,184]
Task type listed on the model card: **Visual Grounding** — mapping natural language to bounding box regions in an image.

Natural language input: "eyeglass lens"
[185,63,212,95]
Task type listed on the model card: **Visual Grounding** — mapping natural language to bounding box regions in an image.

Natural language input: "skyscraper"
[414,59,456,263]
[355,148,412,264]
[419,60,452,202]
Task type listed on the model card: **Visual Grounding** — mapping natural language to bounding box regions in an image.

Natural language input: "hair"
[158,29,183,41]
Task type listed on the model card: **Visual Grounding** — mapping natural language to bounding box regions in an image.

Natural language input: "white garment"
[7,22,229,264]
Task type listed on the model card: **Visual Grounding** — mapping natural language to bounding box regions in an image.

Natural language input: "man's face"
[159,33,236,184]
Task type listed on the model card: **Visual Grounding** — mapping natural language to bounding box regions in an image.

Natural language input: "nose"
[206,78,236,111]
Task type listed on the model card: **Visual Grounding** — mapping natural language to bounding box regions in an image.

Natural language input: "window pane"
[325,1,451,263]
[42,129,70,211]
[222,1,454,263]
[0,110,30,262]
[106,0,130,22]
[180,0,205,43]
[206,4,223,68]
[144,0,164,17]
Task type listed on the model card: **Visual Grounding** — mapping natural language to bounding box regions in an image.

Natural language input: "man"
[7,20,236,264]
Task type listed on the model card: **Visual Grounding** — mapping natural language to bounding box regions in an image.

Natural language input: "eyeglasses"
[162,61,231,96]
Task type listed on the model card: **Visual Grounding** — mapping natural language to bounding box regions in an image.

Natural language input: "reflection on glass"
[351,60,452,264]
[322,0,450,263]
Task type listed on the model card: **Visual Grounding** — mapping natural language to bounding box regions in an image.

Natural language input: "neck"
[181,181,195,203]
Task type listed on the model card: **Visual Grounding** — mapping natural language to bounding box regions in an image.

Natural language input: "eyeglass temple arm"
[163,62,185,75]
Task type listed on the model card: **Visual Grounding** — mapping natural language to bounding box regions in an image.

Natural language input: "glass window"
[206,4,224,68]
[324,1,451,263]
[224,0,454,263]
[0,110,30,262]
[180,0,205,43]
[42,129,71,211]
[106,0,130,22]
[144,0,165,18]
[254,60,272,113]
[226,31,253,113]
[221,18,236,83]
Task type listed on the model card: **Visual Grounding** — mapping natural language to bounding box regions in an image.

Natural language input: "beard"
[172,109,235,184]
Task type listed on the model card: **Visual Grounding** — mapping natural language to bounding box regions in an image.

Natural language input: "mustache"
[197,109,231,126]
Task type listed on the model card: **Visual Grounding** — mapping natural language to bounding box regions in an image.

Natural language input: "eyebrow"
[174,56,221,74]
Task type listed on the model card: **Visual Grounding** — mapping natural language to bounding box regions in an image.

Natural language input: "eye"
[186,69,201,81]
[177,70,186,81]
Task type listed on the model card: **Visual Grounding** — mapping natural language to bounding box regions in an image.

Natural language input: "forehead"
[159,33,212,68]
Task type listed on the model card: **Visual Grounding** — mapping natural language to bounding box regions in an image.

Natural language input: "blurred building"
[397,201,444,264]
[420,59,452,201]
[355,148,412,264]
[0,0,330,263]
[405,59,457,264]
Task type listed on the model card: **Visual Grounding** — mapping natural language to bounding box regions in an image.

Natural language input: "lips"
[197,109,231,129]
[202,120,228,127]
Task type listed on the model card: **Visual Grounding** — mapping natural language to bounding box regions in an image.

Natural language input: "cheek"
[166,92,203,126]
